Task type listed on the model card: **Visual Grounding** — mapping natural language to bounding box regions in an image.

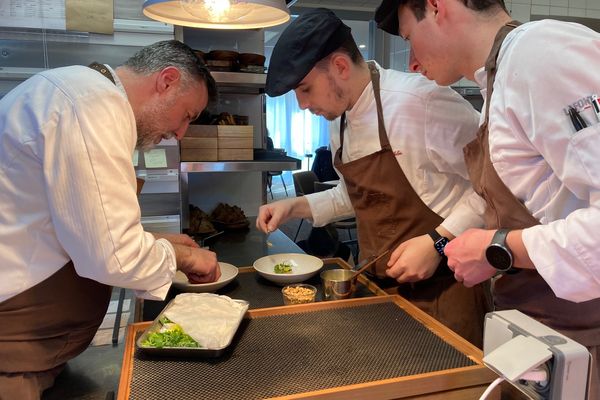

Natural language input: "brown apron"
[334,62,491,347]
[0,63,118,400]
[464,21,600,398]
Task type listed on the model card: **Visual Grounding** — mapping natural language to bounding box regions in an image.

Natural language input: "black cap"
[265,8,352,97]
[374,0,400,36]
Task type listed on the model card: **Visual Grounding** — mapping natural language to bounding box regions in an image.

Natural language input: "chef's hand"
[385,234,441,282]
[444,228,496,287]
[174,245,221,283]
[256,197,311,233]
[152,232,199,248]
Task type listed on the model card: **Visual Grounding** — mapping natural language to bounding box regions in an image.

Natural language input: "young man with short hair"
[375,0,600,395]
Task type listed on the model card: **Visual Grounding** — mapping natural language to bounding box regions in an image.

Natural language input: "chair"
[267,171,287,199]
[311,146,339,182]
[313,180,358,262]
[266,137,288,199]
[292,170,319,241]
[112,287,127,345]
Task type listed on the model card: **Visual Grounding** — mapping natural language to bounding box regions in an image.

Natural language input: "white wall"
[506,0,600,20]
[387,2,600,87]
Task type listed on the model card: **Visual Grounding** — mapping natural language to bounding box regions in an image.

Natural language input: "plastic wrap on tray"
[137,293,249,357]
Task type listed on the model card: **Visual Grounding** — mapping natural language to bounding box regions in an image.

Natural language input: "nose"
[175,123,189,140]
[408,49,421,73]
[294,91,309,110]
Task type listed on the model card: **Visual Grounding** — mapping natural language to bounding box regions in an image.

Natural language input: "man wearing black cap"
[256,8,490,347]
[374,0,600,394]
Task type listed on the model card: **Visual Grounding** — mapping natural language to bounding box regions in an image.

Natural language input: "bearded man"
[0,40,220,399]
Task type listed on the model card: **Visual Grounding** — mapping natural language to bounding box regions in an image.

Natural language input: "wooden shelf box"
[181,125,253,161]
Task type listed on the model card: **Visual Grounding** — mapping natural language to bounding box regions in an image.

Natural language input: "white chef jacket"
[306,62,485,237]
[477,19,600,302]
[0,65,177,303]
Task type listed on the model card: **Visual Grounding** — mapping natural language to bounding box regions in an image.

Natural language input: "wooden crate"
[217,126,253,160]
[181,137,217,149]
[185,125,218,138]
[216,125,253,138]
[181,148,218,161]
[218,137,253,149]
[218,148,253,160]
[186,125,253,138]
[183,125,254,161]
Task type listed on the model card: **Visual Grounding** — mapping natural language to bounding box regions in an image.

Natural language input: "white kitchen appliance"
[483,310,591,399]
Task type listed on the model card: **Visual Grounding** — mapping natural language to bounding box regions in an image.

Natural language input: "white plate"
[172,262,239,293]
[252,253,324,285]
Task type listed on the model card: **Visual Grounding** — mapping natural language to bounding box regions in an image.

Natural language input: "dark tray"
[137,296,249,358]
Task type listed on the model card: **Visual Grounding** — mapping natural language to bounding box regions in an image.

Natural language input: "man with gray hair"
[0,40,219,398]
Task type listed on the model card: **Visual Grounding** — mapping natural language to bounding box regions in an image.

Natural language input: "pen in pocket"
[568,106,587,132]
[591,94,600,123]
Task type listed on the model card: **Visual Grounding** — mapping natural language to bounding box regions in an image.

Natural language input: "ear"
[329,53,352,81]
[155,66,182,94]
[428,0,446,21]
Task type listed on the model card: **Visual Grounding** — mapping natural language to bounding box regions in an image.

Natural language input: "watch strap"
[428,230,449,257]
[491,228,510,247]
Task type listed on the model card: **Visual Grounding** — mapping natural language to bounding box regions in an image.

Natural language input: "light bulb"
[180,0,252,23]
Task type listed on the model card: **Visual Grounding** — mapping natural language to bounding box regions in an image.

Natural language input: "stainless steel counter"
[181,156,301,173]
[205,224,304,266]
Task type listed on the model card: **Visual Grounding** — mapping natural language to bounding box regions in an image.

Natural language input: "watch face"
[486,244,512,271]
[434,238,449,256]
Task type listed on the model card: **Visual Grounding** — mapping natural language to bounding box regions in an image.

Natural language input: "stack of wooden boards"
[181,125,253,161]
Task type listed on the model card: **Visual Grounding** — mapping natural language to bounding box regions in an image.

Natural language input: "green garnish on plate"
[274,262,293,274]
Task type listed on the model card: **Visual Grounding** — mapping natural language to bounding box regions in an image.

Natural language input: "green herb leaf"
[142,323,200,348]
[274,262,293,274]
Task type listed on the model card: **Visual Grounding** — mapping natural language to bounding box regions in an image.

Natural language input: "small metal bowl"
[320,269,357,301]
[282,284,317,305]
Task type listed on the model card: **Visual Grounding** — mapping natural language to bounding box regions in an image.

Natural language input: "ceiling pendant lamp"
[142,0,290,30]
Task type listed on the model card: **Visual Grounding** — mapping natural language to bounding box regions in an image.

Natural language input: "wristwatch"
[428,230,449,257]
[485,229,519,274]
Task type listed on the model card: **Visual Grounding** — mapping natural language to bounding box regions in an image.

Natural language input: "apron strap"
[482,21,521,128]
[339,62,391,152]
[368,62,392,151]
[88,62,116,85]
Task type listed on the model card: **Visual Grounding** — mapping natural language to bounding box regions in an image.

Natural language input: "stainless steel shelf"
[181,157,301,173]
[211,71,266,88]
[0,67,43,80]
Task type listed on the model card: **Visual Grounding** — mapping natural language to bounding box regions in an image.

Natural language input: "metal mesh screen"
[128,301,476,399]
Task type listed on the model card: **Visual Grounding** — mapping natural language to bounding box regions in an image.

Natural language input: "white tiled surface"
[291,0,600,18]
[504,0,600,21]
[570,0,586,8]
[512,4,534,21]
[531,5,551,14]
[384,0,600,72]
[569,7,586,16]
[550,5,569,14]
